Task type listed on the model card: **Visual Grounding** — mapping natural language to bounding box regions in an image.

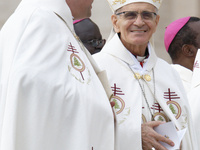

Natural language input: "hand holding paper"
[142,121,174,150]
[154,122,187,150]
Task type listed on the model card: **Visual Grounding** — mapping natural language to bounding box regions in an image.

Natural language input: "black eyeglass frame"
[84,39,106,48]
[115,11,157,20]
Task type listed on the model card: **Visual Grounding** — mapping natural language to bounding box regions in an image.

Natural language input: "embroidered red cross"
[164,88,180,101]
[67,42,79,54]
[151,103,163,112]
[111,83,125,96]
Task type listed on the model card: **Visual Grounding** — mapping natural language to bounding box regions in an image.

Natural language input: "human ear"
[111,14,120,33]
[182,44,196,57]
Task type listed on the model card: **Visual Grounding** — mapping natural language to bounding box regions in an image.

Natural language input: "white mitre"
[106,0,163,12]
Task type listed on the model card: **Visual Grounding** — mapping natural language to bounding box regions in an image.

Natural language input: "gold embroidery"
[152,0,161,3]
[112,0,126,5]
[134,73,151,82]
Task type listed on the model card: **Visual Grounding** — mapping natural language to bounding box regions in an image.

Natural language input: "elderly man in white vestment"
[0,0,116,149]
[93,0,198,150]
[165,16,200,147]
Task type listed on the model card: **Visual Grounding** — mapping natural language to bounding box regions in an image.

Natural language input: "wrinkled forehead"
[107,0,162,12]
[116,2,157,12]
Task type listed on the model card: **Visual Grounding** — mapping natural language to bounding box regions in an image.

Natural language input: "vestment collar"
[171,64,193,84]
[101,33,157,72]
[191,49,200,88]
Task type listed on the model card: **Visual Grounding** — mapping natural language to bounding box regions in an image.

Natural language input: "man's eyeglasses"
[115,11,157,21]
[86,39,106,48]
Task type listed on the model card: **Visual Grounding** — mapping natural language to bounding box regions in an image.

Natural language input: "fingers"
[145,120,166,128]
[155,133,175,147]
[152,139,168,150]
[149,138,168,150]
[142,134,168,150]
[142,121,175,150]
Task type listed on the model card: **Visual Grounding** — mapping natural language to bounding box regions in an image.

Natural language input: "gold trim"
[112,0,126,5]
[152,0,161,3]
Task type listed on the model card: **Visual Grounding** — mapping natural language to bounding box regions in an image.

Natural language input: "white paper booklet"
[154,122,187,150]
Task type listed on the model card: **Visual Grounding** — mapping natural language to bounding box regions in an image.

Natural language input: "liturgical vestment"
[0,0,115,149]
[93,33,197,150]
[184,50,200,147]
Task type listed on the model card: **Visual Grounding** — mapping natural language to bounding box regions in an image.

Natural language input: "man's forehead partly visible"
[118,2,157,11]
[107,0,162,12]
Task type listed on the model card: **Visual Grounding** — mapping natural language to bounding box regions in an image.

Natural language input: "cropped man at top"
[93,0,197,149]
[0,0,116,149]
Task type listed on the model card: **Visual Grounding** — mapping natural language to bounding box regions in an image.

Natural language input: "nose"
[96,39,106,49]
[133,14,145,27]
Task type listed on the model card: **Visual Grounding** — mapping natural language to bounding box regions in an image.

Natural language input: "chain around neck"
[128,65,156,121]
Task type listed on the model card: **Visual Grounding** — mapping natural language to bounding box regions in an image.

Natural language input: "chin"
[87,11,92,18]
[74,11,91,20]
[129,38,149,45]
[127,39,143,44]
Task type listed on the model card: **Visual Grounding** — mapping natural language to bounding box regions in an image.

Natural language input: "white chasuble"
[171,64,193,93]
[188,49,200,146]
[93,33,197,150]
[0,0,115,149]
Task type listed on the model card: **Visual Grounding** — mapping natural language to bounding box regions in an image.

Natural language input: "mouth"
[130,30,147,33]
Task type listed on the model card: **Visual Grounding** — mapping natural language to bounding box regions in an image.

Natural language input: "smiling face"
[111,2,159,52]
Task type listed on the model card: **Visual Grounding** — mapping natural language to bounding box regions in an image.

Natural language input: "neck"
[128,45,148,56]
[172,59,194,71]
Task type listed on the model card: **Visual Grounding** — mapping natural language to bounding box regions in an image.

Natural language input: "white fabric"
[0,0,116,149]
[187,50,200,146]
[171,64,193,93]
[93,33,198,150]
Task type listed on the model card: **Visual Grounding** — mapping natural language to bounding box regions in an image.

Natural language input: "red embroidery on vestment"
[151,103,163,112]
[67,42,85,80]
[151,103,168,122]
[111,83,125,114]
[164,88,182,119]
[112,83,125,96]
[194,60,200,69]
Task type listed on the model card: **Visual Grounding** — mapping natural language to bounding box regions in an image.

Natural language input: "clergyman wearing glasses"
[93,0,197,150]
